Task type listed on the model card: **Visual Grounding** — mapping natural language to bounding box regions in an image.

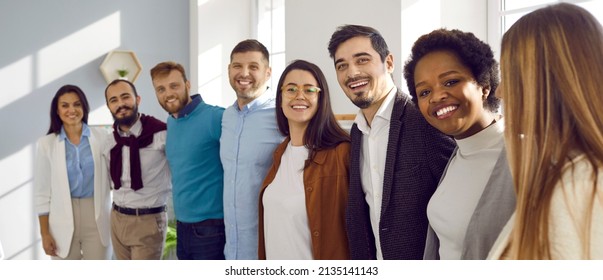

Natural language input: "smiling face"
[106,81,141,128]
[414,50,493,139]
[57,92,84,127]
[228,51,271,108]
[152,70,191,117]
[333,36,394,110]
[281,69,320,130]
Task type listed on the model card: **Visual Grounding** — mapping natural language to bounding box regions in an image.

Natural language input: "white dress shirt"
[354,89,396,260]
[102,118,171,208]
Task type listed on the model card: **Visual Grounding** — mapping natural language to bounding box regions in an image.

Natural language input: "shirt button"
[306,187,313,192]
[313,231,319,236]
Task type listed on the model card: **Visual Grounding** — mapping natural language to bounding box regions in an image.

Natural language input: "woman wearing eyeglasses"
[258,60,351,260]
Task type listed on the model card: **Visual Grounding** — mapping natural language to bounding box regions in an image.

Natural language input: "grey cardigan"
[423,146,516,260]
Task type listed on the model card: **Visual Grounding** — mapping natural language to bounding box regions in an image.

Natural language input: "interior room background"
[1,0,600,260]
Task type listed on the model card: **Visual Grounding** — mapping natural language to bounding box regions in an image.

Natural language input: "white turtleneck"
[427,119,505,260]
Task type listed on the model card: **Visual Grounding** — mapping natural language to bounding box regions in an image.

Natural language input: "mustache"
[116,105,133,113]
[344,76,369,85]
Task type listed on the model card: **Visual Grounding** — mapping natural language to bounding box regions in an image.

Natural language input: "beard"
[161,88,189,114]
[112,105,139,127]
[351,93,374,109]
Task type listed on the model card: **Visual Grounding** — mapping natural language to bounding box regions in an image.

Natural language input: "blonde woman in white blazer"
[34,85,111,260]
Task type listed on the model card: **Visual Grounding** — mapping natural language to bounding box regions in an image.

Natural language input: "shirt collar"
[117,114,142,137]
[235,87,273,113]
[174,94,202,119]
[59,123,90,141]
[354,87,397,133]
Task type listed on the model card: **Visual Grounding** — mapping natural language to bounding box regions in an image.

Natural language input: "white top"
[489,154,603,259]
[427,119,505,259]
[354,89,396,260]
[102,118,171,208]
[33,127,112,258]
[263,143,312,260]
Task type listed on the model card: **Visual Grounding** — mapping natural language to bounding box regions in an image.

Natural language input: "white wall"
[193,0,487,114]
[195,0,253,107]
[285,0,487,114]
[286,0,402,115]
[400,0,488,94]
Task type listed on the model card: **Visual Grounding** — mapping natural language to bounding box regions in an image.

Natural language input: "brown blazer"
[258,138,350,260]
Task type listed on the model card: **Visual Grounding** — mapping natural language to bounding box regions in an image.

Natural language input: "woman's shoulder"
[89,125,110,136]
[331,141,351,155]
[36,133,58,146]
[558,154,602,192]
[550,154,603,258]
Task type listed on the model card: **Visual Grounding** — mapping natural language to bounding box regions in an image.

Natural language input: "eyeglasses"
[281,85,321,98]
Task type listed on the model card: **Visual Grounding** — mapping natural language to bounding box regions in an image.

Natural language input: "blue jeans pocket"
[192,223,225,239]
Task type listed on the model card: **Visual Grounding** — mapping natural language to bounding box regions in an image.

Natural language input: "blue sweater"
[166,98,225,223]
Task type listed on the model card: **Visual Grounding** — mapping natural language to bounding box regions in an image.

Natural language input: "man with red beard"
[151,61,226,260]
[327,25,455,259]
[102,79,171,259]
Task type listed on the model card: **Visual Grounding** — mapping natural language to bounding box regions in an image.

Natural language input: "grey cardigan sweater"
[423,146,516,260]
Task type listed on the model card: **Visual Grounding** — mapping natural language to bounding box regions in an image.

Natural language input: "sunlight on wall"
[0,56,33,110]
[36,11,121,88]
[197,44,223,106]
[401,0,441,92]
[0,145,34,259]
[88,105,114,126]
[0,145,32,196]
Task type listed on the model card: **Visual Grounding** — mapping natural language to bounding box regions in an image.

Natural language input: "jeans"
[176,219,225,260]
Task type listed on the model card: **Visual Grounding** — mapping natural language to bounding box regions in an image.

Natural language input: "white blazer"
[33,126,111,258]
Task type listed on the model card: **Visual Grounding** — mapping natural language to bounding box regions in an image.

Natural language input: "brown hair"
[275,60,350,164]
[150,61,188,82]
[501,3,603,259]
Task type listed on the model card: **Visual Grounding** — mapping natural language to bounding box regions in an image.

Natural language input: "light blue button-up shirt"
[60,123,94,198]
[220,91,284,260]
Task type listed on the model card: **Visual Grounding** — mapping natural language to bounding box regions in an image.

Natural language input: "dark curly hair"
[403,28,500,112]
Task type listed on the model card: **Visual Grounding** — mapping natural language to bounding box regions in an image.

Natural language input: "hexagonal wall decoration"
[99,50,142,83]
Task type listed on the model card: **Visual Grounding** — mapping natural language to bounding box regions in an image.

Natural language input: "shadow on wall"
[0,0,189,259]
[0,1,122,260]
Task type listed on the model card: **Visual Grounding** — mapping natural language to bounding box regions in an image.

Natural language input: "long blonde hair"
[500,3,603,259]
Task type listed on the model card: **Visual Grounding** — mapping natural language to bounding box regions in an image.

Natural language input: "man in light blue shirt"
[220,39,283,260]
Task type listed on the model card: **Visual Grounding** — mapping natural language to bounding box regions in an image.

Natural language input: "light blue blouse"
[60,123,94,198]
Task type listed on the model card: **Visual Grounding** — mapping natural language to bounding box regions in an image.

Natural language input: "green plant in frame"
[117,68,129,78]
[162,219,177,259]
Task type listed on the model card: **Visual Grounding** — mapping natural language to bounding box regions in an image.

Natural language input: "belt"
[113,203,166,216]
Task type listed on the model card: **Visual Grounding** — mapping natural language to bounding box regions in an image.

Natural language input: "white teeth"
[349,81,368,88]
[436,105,458,117]
[292,105,308,109]
[239,80,251,85]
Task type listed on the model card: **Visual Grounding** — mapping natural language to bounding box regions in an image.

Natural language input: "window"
[488,0,603,59]
[256,0,285,92]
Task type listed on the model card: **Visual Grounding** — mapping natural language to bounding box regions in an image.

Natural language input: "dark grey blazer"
[346,90,456,260]
[423,146,516,260]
